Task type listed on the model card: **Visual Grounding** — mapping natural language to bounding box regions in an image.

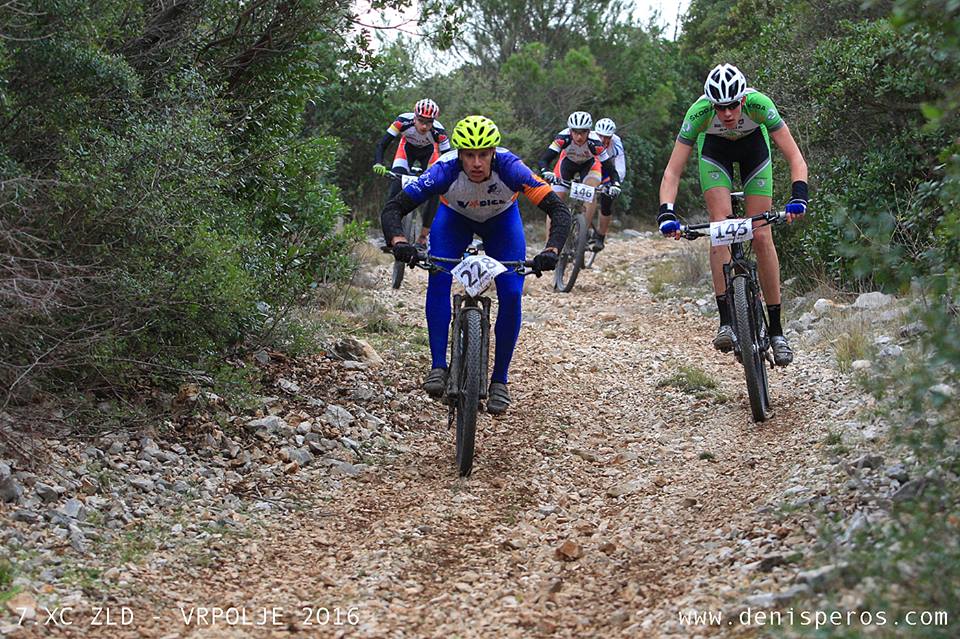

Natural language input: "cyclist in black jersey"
[373,99,450,247]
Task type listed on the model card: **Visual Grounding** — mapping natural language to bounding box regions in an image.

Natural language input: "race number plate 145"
[451,255,507,297]
[709,218,754,246]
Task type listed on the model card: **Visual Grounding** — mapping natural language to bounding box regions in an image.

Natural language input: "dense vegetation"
[0,0,451,415]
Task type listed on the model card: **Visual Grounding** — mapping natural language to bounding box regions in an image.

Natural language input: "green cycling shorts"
[696,127,773,197]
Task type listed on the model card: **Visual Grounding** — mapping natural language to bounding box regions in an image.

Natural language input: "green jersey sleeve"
[743,91,784,132]
[676,97,714,145]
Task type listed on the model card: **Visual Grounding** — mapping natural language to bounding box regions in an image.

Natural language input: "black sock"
[716,295,731,326]
[596,233,604,240]
[767,304,783,336]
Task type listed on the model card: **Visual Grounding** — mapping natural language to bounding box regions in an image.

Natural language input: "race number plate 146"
[451,255,507,297]
[709,218,754,246]
[569,182,596,203]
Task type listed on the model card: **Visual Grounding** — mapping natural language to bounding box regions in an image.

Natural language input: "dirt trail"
[26,235,855,638]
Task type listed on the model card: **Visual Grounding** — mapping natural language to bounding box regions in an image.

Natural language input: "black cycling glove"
[392,241,419,265]
[532,249,558,274]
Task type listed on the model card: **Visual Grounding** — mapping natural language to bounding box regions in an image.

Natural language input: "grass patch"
[646,246,710,297]
[647,260,677,296]
[0,559,20,604]
[61,565,103,593]
[831,318,873,373]
[656,365,726,401]
[780,303,960,638]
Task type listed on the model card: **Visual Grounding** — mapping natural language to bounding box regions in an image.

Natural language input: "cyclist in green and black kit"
[657,63,808,366]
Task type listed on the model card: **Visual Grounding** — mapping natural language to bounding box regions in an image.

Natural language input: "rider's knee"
[751,231,777,255]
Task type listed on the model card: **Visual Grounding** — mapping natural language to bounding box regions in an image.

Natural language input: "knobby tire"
[391,210,423,289]
[732,276,770,422]
[555,212,588,292]
[456,308,482,476]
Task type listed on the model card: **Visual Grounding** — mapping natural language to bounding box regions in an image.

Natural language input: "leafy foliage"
[0,0,453,412]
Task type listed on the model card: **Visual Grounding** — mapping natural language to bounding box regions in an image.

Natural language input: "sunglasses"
[714,101,740,112]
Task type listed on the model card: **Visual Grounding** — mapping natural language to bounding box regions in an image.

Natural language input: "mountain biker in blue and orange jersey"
[592,117,627,252]
[657,64,808,366]
[381,116,572,415]
[373,99,451,247]
[538,111,622,244]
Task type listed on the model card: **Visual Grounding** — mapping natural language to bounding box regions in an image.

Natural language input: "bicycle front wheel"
[455,308,482,476]
[391,210,424,289]
[732,275,770,422]
[554,212,588,292]
[583,225,598,269]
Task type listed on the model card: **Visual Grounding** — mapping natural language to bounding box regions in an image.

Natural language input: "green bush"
[0,1,371,411]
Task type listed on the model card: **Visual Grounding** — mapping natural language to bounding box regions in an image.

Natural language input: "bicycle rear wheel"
[554,212,588,292]
[732,275,770,422]
[455,308,482,476]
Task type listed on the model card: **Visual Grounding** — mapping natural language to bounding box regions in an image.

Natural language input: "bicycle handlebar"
[385,168,424,181]
[550,177,614,193]
[410,251,540,277]
[678,209,788,240]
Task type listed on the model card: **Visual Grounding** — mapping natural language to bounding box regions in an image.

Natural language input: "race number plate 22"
[451,255,507,297]
[709,218,754,246]
[569,182,596,203]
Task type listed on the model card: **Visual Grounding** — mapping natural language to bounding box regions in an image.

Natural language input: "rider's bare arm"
[659,140,694,206]
[769,124,808,183]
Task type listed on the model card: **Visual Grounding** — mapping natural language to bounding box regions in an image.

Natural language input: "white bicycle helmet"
[594,117,617,136]
[703,63,747,104]
[567,111,593,130]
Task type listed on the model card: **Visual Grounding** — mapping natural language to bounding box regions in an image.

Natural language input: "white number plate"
[451,255,507,297]
[400,173,419,188]
[710,218,754,246]
[569,182,596,202]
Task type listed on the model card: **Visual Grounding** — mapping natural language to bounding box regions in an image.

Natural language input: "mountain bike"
[411,246,539,476]
[677,192,788,422]
[383,168,424,289]
[552,178,611,292]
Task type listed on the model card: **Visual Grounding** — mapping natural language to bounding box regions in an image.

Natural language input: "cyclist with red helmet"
[373,99,451,246]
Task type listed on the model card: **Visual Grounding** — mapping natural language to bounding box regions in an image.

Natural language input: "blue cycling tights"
[425,202,526,384]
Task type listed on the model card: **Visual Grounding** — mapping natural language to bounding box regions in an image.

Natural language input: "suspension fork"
[479,296,491,400]
[446,293,464,401]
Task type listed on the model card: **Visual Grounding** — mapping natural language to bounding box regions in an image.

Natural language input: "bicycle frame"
[678,194,788,421]
[721,196,767,361]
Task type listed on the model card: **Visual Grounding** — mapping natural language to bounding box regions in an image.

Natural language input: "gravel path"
[7,234,862,638]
